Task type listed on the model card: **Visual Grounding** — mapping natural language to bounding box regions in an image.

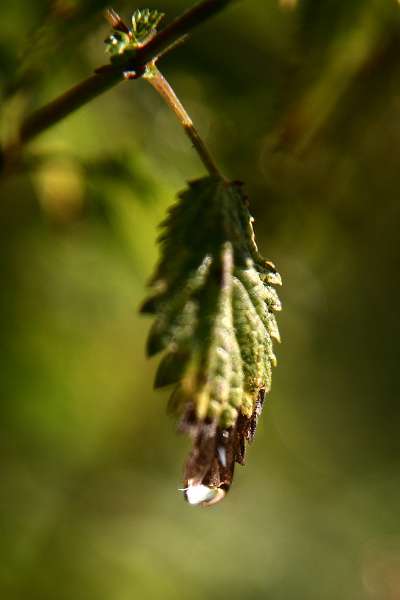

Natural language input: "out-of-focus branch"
[19,70,123,147]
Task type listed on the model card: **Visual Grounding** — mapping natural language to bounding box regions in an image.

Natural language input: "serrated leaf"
[141,176,282,505]
[105,8,165,58]
[131,9,165,45]
[154,350,190,389]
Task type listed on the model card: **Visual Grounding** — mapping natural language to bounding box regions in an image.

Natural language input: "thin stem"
[146,67,224,179]
[1,0,234,165]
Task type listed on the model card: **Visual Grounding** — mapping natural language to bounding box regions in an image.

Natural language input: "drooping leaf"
[141,176,282,505]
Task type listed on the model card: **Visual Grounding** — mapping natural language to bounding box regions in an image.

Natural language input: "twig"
[2,0,234,162]
[139,0,234,64]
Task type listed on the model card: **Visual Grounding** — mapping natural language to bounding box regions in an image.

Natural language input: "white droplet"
[184,481,226,506]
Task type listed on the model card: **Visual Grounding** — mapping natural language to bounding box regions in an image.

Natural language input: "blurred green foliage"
[1,1,400,599]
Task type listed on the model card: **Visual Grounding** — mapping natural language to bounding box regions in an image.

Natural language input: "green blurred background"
[1,1,400,598]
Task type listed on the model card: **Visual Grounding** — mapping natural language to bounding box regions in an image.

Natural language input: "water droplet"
[183,481,226,506]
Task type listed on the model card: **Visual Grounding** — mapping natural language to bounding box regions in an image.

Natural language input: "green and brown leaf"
[141,176,282,505]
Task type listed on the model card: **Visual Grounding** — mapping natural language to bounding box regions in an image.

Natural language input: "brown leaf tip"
[180,390,266,506]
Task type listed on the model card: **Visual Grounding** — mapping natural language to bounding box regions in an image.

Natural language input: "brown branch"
[138,0,234,64]
[2,0,234,162]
